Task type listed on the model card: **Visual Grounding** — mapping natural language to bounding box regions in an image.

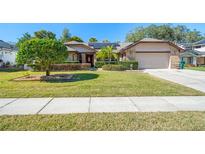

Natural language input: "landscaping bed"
[13,74,74,81]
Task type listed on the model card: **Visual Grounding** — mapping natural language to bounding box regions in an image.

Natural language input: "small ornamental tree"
[96,46,117,63]
[16,38,67,76]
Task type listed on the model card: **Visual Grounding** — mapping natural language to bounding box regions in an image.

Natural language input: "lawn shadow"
[44,73,99,83]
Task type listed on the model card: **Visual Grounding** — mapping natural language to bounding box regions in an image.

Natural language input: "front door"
[86,54,94,67]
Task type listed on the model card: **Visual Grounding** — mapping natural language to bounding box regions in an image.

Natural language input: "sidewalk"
[0,96,205,115]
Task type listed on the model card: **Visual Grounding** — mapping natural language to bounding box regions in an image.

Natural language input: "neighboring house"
[119,38,184,69]
[0,40,17,66]
[180,39,205,66]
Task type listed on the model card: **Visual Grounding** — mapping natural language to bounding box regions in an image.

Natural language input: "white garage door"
[135,53,170,69]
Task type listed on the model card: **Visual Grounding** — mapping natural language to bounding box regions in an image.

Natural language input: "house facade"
[119,38,184,69]
[180,39,205,66]
[0,40,17,66]
[65,38,184,69]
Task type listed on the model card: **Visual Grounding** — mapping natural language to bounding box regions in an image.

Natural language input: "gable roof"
[64,41,97,52]
[88,42,120,49]
[0,40,17,51]
[193,39,205,46]
[120,38,184,52]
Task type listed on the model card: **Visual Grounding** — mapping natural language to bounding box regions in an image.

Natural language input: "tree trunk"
[46,70,50,76]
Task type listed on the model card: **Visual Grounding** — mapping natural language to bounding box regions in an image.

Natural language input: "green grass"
[0,70,204,97]
[186,66,205,71]
[0,112,205,130]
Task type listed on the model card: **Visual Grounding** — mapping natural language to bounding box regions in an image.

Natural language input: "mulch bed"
[13,74,74,81]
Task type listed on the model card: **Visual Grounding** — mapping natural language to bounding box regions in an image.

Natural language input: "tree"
[186,30,204,43]
[96,46,117,62]
[16,38,67,76]
[125,24,205,43]
[173,25,189,43]
[16,32,32,48]
[102,39,110,43]
[34,30,56,39]
[89,37,98,42]
[69,36,83,42]
[60,28,71,43]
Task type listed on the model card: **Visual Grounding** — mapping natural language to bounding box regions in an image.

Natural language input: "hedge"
[95,61,118,68]
[50,63,91,71]
[102,64,126,71]
[119,61,138,70]
[96,60,138,70]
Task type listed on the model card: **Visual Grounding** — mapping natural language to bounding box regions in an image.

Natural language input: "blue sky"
[0,23,205,43]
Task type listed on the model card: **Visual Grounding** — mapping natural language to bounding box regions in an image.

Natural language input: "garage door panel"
[135,53,169,69]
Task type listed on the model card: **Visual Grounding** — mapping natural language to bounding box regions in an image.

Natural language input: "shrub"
[102,64,126,71]
[185,64,195,67]
[119,61,138,70]
[50,63,91,71]
[64,61,80,64]
[95,61,118,68]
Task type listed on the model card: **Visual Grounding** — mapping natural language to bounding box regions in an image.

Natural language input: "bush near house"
[95,61,118,68]
[119,61,138,70]
[102,64,126,71]
[96,60,138,70]
[50,63,91,71]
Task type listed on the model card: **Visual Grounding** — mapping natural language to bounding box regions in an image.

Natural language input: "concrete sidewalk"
[0,96,205,115]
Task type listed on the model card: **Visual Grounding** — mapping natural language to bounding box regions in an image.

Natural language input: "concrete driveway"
[144,69,205,93]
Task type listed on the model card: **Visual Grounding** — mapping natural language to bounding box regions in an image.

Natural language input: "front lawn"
[0,70,204,97]
[186,66,205,71]
[0,112,205,130]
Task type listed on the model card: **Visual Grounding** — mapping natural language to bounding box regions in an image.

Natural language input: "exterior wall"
[169,45,180,69]
[122,42,181,69]
[67,52,78,62]
[197,57,205,65]
[0,49,17,65]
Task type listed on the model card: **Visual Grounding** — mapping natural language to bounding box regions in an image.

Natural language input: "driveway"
[144,69,205,93]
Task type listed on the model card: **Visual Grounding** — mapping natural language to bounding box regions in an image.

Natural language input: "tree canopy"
[69,36,84,42]
[34,30,56,39]
[89,37,98,42]
[16,38,67,76]
[125,24,205,43]
[102,39,110,43]
[60,28,71,43]
[16,32,32,48]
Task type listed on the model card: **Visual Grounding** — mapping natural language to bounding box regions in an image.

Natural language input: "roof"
[120,38,184,52]
[193,39,205,46]
[64,41,97,52]
[66,46,77,52]
[0,40,17,50]
[88,42,120,49]
[64,41,88,46]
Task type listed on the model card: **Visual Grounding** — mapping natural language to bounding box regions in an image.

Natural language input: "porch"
[67,52,95,67]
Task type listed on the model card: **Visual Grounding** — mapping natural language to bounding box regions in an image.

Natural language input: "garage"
[135,52,170,69]
[120,38,184,69]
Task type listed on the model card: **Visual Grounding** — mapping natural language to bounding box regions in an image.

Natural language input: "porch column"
[81,53,86,63]
[193,57,197,66]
